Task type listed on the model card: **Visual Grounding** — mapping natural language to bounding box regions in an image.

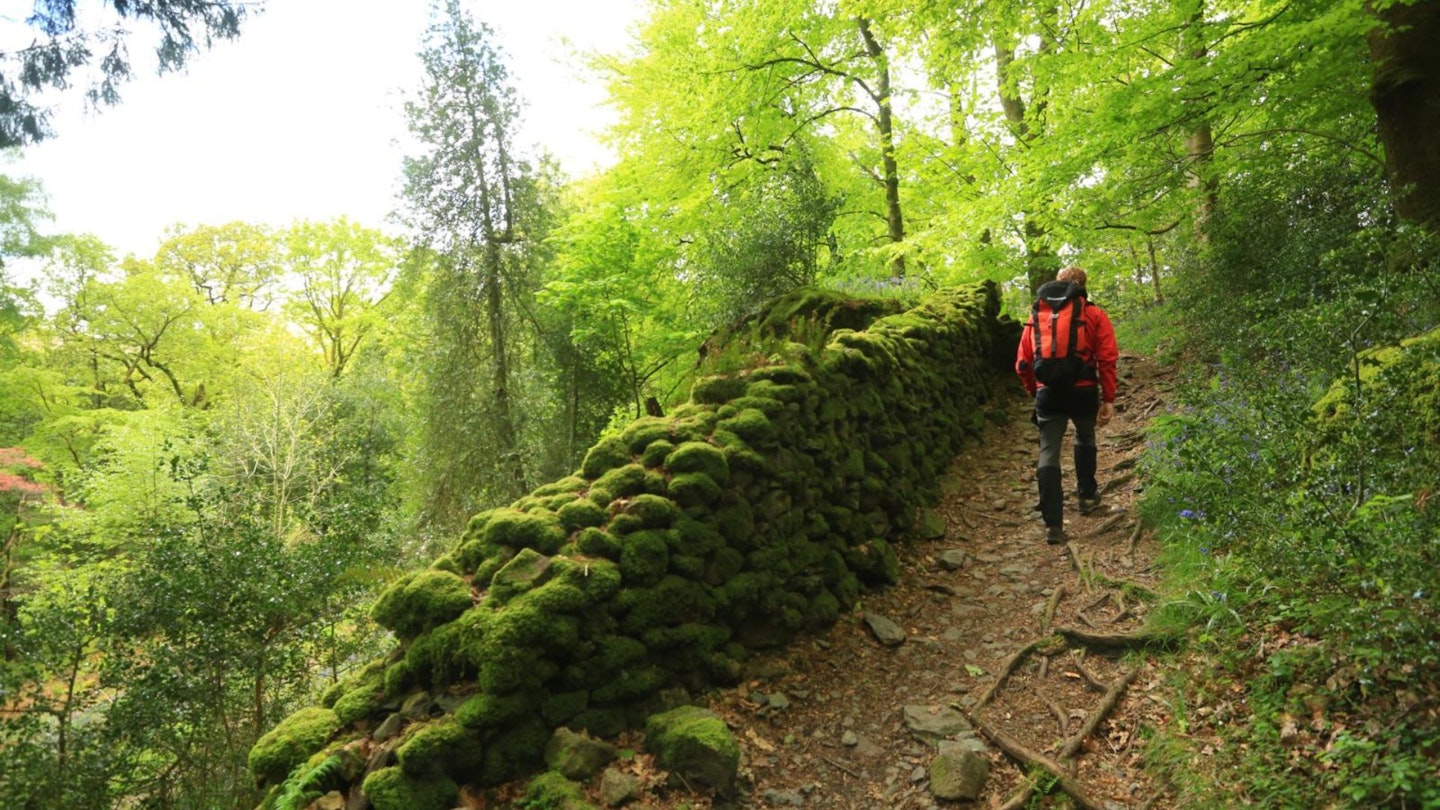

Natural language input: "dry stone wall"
[249,283,1006,809]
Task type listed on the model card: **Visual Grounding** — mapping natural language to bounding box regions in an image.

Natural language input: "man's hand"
[1097,401,1114,427]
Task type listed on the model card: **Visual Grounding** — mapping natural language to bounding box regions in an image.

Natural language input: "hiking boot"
[1046,525,1067,545]
[1078,493,1103,515]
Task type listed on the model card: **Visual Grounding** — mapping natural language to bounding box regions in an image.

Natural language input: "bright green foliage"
[248,707,341,785]
[371,569,474,640]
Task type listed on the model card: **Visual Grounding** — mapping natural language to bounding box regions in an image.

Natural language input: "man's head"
[1057,266,1087,287]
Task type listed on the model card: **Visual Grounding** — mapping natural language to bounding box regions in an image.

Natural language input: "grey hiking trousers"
[1034,385,1100,527]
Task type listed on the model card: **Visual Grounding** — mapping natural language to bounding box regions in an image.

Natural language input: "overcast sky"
[7,0,644,259]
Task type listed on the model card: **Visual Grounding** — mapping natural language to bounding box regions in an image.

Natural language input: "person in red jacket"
[1015,266,1119,544]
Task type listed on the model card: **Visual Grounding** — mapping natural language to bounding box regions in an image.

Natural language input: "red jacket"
[1015,295,1118,402]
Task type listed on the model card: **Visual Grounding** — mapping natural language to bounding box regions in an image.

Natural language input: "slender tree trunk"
[1368,0,1440,232]
[858,18,905,275]
[1182,4,1219,240]
[485,241,526,496]
[995,36,1058,293]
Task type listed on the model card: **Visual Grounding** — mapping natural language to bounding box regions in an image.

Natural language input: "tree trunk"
[1182,4,1219,240]
[485,241,527,498]
[1368,0,1440,232]
[858,18,905,275]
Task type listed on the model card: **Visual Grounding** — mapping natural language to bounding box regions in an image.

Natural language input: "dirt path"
[691,352,1177,809]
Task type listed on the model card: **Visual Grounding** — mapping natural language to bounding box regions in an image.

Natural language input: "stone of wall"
[250,283,1005,807]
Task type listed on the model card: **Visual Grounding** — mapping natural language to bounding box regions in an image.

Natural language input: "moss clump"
[589,463,650,505]
[248,707,341,784]
[521,771,597,810]
[618,530,671,586]
[487,548,556,604]
[481,509,568,555]
[332,683,383,726]
[543,690,591,725]
[396,716,481,775]
[557,498,606,531]
[644,706,740,794]
[371,569,473,641]
[361,766,458,810]
[664,441,729,485]
[641,439,675,467]
[619,417,673,453]
[668,472,722,507]
[455,690,535,731]
[846,538,900,586]
[478,715,550,786]
[573,527,621,560]
[690,375,747,404]
[620,493,680,528]
[580,435,630,479]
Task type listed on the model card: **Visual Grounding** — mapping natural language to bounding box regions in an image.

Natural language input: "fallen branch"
[1057,625,1180,653]
[956,707,1108,810]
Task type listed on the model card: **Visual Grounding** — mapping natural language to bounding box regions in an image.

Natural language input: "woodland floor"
[495,353,1178,810]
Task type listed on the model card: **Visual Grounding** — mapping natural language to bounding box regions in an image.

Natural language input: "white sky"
[6,0,645,259]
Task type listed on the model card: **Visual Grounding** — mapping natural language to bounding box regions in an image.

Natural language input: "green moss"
[642,622,730,652]
[605,512,644,536]
[580,434,630,479]
[668,472,722,507]
[370,569,474,640]
[691,375,747,404]
[573,527,621,561]
[712,501,755,545]
[383,659,415,696]
[618,529,671,586]
[456,690,535,732]
[248,707,341,784]
[620,493,680,528]
[481,509,567,555]
[542,690,591,725]
[555,557,623,602]
[664,441,729,484]
[487,548,556,604]
[478,715,550,786]
[641,439,675,467]
[619,417,673,453]
[361,766,458,810]
[396,716,481,776]
[521,771,597,810]
[332,684,383,726]
[617,575,717,635]
[533,476,587,497]
[557,498,606,531]
[643,706,739,793]
[590,461,648,498]
[846,538,900,586]
[591,665,669,705]
[704,547,745,586]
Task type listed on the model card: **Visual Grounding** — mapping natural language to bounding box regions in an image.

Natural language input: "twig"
[956,707,1109,810]
[1082,593,1112,613]
[821,755,859,778]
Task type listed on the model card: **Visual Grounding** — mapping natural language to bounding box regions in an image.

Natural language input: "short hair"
[1057,266,1087,287]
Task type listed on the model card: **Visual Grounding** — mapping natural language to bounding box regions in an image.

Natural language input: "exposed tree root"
[1042,585,1067,632]
[974,635,1062,708]
[957,706,1109,810]
[1086,512,1129,537]
[1057,625,1180,653]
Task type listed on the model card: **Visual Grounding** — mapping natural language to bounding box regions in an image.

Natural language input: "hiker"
[1015,266,1119,544]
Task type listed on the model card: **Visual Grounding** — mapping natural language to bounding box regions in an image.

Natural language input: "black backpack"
[1029,280,1095,388]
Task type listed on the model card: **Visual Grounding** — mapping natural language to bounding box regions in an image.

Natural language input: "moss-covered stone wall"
[251,283,1005,808]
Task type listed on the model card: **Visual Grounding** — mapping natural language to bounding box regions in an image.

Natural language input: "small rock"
[313,792,345,810]
[600,767,643,807]
[929,747,988,801]
[864,613,907,647]
[372,712,403,743]
[903,705,971,743]
[842,731,859,746]
[911,765,927,783]
[767,693,791,710]
[938,550,968,570]
[764,788,806,806]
